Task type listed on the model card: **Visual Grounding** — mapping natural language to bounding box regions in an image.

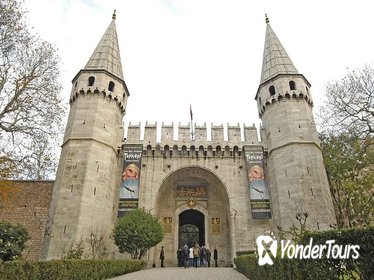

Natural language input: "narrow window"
[269,85,276,96]
[289,80,296,90]
[88,76,95,86]
[108,81,115,92]
[306,86,309,94]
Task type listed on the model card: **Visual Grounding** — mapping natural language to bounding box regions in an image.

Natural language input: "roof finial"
[265,13,270,24]
[112,9,116,21]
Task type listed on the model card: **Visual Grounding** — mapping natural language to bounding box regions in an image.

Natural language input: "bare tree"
[320,65,374,141]
[88,231,107,259]
[276,212,310,242]
[0,0,66,179]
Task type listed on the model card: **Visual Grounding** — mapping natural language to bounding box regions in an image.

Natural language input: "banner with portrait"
[244,145,272,219]
[118,144,143,217]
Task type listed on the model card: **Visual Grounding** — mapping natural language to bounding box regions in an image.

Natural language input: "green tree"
[113,209,164,259]
[320,133,374,229]
[0,0,66,180]
[0,221,30,262]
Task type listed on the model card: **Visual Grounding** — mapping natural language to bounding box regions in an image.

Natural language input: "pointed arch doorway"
[154,166,231,266]
[179,209,204,248]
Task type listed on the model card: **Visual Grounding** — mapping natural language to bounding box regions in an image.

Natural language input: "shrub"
[0,259,145,280]
[114,209,164,259]
[0,221,30,262]
[234,227,374,280]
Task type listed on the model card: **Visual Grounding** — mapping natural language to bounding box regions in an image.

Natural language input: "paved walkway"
[108,267,249,280]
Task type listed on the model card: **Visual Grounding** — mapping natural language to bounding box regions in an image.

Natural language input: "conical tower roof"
[84,11,124,80]
[260,16,299,84]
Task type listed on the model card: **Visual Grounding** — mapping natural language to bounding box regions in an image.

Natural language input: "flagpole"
[190,105,194,140]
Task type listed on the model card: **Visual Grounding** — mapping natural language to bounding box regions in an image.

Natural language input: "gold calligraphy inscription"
[176,184,207,198]
[211,217,221,235]
[163,217,172,233]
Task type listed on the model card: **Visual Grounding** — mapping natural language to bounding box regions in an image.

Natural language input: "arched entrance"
[179,209,204,248]
[154,166,231,266]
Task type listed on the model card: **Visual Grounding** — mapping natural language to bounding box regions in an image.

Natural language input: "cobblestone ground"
[108,267,249,280]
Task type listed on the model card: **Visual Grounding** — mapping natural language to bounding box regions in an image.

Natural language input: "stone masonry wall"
[0,180,53,260]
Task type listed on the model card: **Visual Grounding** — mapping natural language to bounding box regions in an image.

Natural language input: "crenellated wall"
[125,122,261,151]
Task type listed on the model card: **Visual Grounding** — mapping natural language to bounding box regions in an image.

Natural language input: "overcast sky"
[25,0,374,137]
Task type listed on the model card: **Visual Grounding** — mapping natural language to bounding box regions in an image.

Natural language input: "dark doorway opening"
[179,209,205,249]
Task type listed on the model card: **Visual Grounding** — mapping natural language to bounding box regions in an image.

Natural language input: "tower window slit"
[70,185,73,192]
[289,80,296,90]
[269,85,276,96]
[88,76,95,86]
[63,225,66,234]
[288,190,290,198]
[108,81,115,92]
[94,187,96,195]
[311,188,314,196]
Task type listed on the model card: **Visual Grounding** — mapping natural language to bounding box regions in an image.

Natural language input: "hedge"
[0,259,146,280]
[234,227,374,280]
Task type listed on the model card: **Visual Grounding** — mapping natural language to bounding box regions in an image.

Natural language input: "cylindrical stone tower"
[256,16,336,231]
[42,12,129,259]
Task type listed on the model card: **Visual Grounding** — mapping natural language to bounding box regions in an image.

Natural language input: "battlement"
[125,122,260,148]
[258,89,313,118]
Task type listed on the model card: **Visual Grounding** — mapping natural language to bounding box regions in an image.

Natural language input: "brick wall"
[0,180,54,260]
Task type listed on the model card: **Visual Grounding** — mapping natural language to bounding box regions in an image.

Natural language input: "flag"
[190,105,193,121]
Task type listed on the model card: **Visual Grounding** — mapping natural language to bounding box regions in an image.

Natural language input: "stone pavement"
[108,267,249,280]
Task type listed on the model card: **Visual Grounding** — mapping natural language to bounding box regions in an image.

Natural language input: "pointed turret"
[260,14,299,84]
[254,15,336,232]
[85,10,124,81]
[42,11,128,260]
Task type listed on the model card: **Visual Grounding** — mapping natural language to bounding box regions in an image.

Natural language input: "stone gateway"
[41,12,336,266]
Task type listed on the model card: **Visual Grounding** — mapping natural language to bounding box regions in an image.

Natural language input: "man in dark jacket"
[160,246,165,267]
[213,247,218,267]
[206,248,211,267]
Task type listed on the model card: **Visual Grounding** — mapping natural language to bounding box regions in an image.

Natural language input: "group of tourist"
[176,244,218,268]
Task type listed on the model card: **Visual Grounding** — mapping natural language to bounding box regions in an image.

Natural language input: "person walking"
[214,247,218,267]
[160,246,165,267]
[182,244,189,268]
[192,243,200,268]
[200,246,207,267]
[177,248,183,267]
[206,247,211,267]
[189,246,193,267]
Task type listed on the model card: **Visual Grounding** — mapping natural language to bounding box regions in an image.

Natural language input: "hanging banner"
[244,146,272,219]
[118,144,143,217]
